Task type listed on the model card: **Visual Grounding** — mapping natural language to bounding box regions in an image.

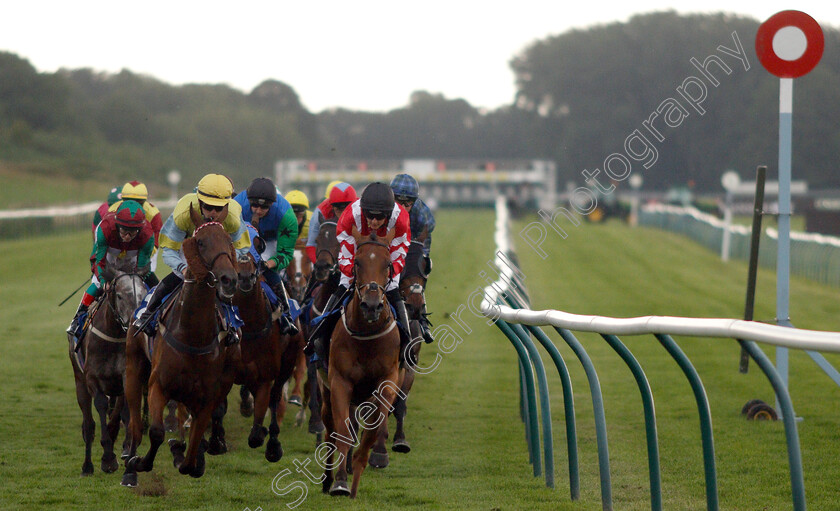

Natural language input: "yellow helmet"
[285,190,310,209]
[324,180,343,199]
[197,174,233,207]
[121,181,148,201]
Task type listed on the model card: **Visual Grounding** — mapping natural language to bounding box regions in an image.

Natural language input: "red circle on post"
[755,10,823,78]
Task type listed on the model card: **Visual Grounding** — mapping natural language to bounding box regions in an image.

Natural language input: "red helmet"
[115,201,146,228]
[328,182,358,207]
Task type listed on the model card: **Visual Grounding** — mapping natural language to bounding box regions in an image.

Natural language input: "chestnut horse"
[369,234,429,467]
[284,248,310,407]
[231,252,301,461]
[69,265,147,475]
[121,206,240,487]
[319,229,404,498]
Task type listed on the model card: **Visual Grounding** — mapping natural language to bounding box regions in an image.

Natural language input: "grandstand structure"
[274,159,557,209]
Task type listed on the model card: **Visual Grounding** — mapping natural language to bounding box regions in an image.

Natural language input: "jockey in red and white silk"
[336,198,410,292]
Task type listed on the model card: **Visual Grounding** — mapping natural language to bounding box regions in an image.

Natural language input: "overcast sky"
[2,1,838,113]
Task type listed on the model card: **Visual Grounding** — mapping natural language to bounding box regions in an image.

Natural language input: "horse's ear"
[217,204,229,223]
[384,229,396,246]
[181,237,205,279]
[189,202,203,227]
[102,264,116,282]
[415,228,428,243]
[351,225,362,244]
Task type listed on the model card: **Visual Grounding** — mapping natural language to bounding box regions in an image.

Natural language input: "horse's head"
[314,221,338,282]
[183,204,238,301]
[288,271,308,302]
[235,253,259,294]
[104,268,148,330]
[352,229,394,324]
[399,274,426,320]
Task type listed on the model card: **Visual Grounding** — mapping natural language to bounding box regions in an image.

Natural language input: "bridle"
[104,271,146,333]
[185,222,234,288]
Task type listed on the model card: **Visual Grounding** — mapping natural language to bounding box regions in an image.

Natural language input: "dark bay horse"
[231,252,300,462]
[121,206,240,487]
[284,248,310,408]
[369,235,428,467]
[69,265,147,475]
[319,229,404,498]
[298,220,341,437]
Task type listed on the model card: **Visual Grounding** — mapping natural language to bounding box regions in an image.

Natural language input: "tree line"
[2,11,839,195]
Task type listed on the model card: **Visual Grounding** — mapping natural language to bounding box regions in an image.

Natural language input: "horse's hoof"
[265,438,283,463]
[101,453,119,473]
[164,415,178,433]
[207,437,227,456]
[315,432,323,448]
[169,439,186,468]
[368,451,389,469]
[120,472,138,487]
[81,460,94,476]
[392,440,411,453]
[248,426,268,448]
[288,395,303,406]
[329,480,350,497]
[308,419,325,434]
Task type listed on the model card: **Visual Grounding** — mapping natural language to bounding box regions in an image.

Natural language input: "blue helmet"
[390,174,419,199]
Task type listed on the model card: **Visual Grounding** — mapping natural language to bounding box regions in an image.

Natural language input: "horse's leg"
[207,397,228,455]
[350,385,399,499]
[248,383,270,449]
[73,370,95,476]
[319,383,336,494]
[289,348,306,406]
[164,399,179,432]
[239,384,254,417]
[327,378,353,497]
[168,403,188,469]
[120,396,131,459]
[264,380,285,462]
[307,361,324,435]
[295,363,311,427]
[392,365,416,453]
[127,382,167,475]
[121,336,147,487]
[93,390,119,473]
[178,407,213,478]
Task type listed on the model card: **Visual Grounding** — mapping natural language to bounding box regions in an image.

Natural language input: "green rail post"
[601,334,661,511]
[738,340,806,511]
[555,327,613,511]
[496,319,541,477]
[509,322,555,488]
[654,334,718,510]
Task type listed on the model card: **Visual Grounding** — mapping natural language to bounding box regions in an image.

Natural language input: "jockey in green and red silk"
[390,173,436,344]
[68,200,156,340]
[306,182,414,367]
[108,180,164,286]
[233,177,299,334]
[305,182,357,264]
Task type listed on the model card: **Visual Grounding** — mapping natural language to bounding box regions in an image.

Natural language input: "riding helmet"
[285,190,310,210]
[197,174,234,207]
[115,201,146,228]
[121,180,148,201]
[246,177,277,206]
[328,182,358,207]
[389,174,419,199]
[324,180,343,199]
[360,182,395,216]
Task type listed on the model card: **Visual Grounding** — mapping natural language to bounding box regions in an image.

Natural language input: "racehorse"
[69,264,147,475]
[319,228,404,498]
[297,220,341,437]
[369,233,429,467]
[284,248,311,407]
[231,252,300,462]
[121,206,240,487]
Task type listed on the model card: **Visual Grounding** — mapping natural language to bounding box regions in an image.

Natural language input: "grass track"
[1,209,840,510]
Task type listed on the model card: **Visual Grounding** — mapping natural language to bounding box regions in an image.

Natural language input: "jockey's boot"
[305,285,347,366]
[270,282,299,336]
[386,289,416,367]
[66,303,89,343]
[133,273,179,337]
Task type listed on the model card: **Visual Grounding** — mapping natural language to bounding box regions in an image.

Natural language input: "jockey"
[132,173,251,336]
[307,182,412,367]
[305,182,357,264]
[108,180,163,286]
[233,177,299,334]
[390,173,436,344]
[92,185,122,232]
[285,190,311,252]
[68,200,155,340]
